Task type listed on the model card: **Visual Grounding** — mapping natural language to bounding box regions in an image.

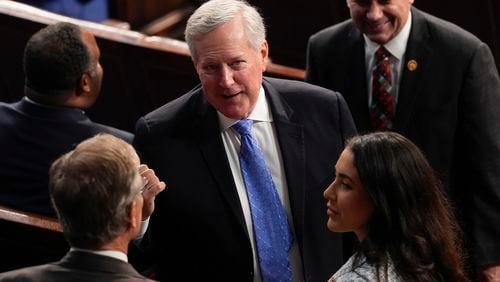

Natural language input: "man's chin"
[221,110,248,120]
[366,33,392,45]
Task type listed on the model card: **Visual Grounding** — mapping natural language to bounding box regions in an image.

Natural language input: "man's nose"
[366,2,384,21]
[218,65,235,88]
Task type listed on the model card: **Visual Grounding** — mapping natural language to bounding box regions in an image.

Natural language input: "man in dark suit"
[133,0,356,281]
[0,22,133,217]
[305,0,500,280]
[0,134,165,281]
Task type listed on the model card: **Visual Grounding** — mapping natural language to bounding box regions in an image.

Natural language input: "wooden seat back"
[0,205,68,272]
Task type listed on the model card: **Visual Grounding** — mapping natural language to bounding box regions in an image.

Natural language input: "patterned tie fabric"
[232,119,293,282]
[370,47,394,130]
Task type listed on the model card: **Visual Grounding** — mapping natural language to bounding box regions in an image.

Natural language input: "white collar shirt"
[364,12,412,107]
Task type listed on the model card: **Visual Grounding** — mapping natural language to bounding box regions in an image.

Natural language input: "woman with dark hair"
[324,132,467,282]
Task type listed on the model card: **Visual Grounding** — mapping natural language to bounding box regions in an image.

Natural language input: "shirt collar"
[218,85,272,131]
[70,247,128,262]
[25,96,85,113]
[364,11,412,60]
[19,96,88,122]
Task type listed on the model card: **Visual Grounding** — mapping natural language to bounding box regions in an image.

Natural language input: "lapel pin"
[407,60,418,71]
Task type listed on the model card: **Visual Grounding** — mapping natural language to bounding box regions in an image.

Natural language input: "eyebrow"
[337,172,353,182]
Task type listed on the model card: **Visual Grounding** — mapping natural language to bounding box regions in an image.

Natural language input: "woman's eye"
[340,182,351,190]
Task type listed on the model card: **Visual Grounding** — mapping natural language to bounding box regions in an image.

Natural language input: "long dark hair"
[347,132,467,281]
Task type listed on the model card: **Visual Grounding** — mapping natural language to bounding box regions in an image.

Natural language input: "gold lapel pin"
[407,60,418,71]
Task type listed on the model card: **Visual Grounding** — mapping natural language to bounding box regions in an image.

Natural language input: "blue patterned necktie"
[232,119,293,282]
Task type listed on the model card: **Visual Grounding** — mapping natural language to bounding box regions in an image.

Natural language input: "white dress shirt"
[364,12,412,107]
[219,86,304,282]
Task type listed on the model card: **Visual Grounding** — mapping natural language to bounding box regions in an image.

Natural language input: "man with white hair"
[134,0,357,281]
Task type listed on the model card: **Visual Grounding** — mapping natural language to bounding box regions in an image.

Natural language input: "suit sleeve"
[336,92,358,141]
[133,116,150,141]
[459,42,500,266]
[305,35,320,85]
[133,117,154,164]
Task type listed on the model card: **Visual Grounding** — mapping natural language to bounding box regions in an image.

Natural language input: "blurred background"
[14,0,500,70]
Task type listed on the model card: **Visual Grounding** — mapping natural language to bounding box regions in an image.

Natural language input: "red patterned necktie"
[370,47,394,130]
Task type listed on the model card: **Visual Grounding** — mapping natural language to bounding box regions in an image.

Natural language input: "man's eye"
[231,60,245,69]
[353,0,370,6]
[202,65,217,73]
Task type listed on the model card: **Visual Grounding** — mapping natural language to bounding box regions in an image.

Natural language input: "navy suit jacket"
[134,77,357,281]
[306,7,500,267]
[0,251,154,282]
[0,98,133,217]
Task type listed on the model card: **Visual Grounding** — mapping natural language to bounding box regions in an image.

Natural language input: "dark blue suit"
[306,7,500,267]
[0,98,133,217]
[134,77,357,281]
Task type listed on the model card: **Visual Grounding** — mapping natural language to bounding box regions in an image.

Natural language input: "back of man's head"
[23,22,91,96]
[49,134,142,249]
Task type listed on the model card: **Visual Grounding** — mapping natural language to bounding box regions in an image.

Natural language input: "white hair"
[185,0,266,59]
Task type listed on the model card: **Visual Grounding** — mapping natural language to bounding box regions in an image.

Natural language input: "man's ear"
[129,199,140,230]
[78,73,91,96]
[260,40,269,72]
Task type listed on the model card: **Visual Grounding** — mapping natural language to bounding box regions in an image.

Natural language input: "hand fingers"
[139,166,166,196]
[138,164,149,174]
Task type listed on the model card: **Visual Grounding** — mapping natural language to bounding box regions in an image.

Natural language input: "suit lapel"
[394,8,432,131]
[262,78,306,245]
[193,97,248,234]
[344,28,371,131]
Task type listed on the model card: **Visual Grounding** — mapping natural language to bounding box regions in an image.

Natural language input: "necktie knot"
[375,46,390,61]
[232,119,253,136]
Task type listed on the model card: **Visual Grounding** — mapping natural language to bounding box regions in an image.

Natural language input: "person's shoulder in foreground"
[0,134,164,282]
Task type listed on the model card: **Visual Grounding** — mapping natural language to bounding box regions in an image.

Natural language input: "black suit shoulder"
[135,84,204,137]
[305,19,363,87]
[0,100,133,216]
[263,77,349,116]
[0,252,154,282]
[264,76,340,96]
[308,19,359,58]
[310,19,356,44]
[309,8,486,56]
[412,8,486,56]
[89,122,134,143]
[262,77,356,141]
[416,9,481,43]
